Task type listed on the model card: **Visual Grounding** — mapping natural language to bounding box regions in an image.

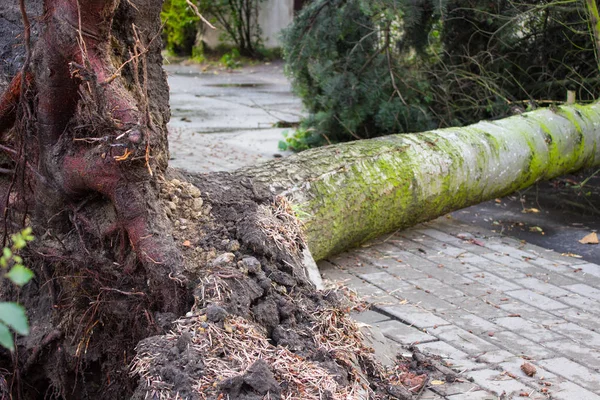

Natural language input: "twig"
[185,0,217,29]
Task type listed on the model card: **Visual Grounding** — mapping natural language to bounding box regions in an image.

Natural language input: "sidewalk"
[321,218,600,399]
[165,62,600,399]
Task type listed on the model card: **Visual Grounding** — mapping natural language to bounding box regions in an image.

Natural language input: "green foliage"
[282,0,600,149]
[198,0,266,57]
[0,228,34,351]
[220,48,241,69]
[282,0,440,148]
[161,0,200,56]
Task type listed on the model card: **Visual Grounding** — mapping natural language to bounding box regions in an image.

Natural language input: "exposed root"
[133,314,367,400]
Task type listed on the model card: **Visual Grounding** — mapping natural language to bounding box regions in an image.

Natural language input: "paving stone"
[359,324,400,367]
[513,277,571,298]
[543,340,600,370]
[550,323,600,349]
[538,357,600,392]
[567,270,600,287]
[448,297,508,319]
[408,262,475,286]
[463,271,521,291]
[428,325,499,355]
[397,288,459,312]
[454,280,502,298]
[366,294,398,307]
[556,292,600,315]
[568,263,600,278]
[409,278,467,299]
[356,268,410,290]
[550,381,600,400]
[318,260,359,280]
[551,308,600,332]
[415,228,490,255]
[481,243,541,262]
[495,358,593,400]
[428,256,483,274]
[378,320,438,345]
[374,243,428,261]
[362,257,431,281]
[441,311,499,335]
[466,368,532,397]
[526,269,580,287]
[356,271,413,293]
[419,389,446,399]
[344,263,384,275]
[520,257,575,274]
[446,391,498,400]
[505,289,569,310]
[327,252,365,268]
[378,304,451,329]
[493,317,566,342]
[517,242,585,265]
[472,349,516,365]
[385,236,429,252]
[350,310,390,325]
[562,283,600,301]
[460,257,527,280]
[479,252,538,272]
[415,340,482,371]
[378,263,431,280]
[497,302,567,327]
[429,380,482,397]
[489,331,556,360]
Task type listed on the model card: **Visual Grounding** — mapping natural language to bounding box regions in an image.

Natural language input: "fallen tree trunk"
[239,105,600,260]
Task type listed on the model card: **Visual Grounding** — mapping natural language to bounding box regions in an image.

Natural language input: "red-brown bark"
[0,0,184,298]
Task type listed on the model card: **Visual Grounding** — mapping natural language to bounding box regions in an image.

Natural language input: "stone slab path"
[166,61,600,399]
[321,218,600,399]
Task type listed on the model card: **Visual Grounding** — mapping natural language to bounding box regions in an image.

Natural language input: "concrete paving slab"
[378,320,439,346]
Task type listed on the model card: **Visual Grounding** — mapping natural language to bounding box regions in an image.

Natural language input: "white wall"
[202,0,294,50]
[258,0,294,48]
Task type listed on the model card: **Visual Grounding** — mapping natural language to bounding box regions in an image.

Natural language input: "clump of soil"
[130,172,388,399]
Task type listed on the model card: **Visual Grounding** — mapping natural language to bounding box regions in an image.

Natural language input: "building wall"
[258,0,294,48]
[202,0,294,50]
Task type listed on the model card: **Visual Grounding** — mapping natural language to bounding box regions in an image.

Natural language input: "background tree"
[281,0,600,150]
[161,0,266,58]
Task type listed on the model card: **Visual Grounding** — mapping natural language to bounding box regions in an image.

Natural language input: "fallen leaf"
[529,226,544,233]
[430,380,445,385]
[579,232,599,245]
[562,252,583,258]
[522,208,540,214]
[521,362,537,377]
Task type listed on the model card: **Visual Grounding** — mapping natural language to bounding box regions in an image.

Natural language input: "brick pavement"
[319,217,600,400]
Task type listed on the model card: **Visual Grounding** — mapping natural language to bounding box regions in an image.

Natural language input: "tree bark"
[238,104,600,260]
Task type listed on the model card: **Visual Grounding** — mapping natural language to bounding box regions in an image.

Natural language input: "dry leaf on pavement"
[579,232,599,245]
[521,362,537,377]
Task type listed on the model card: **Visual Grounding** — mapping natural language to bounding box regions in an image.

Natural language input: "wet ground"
[165,61,298,172]
[452,171,600,264]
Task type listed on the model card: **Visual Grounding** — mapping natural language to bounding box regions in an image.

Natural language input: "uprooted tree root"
[0,1,449,398]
